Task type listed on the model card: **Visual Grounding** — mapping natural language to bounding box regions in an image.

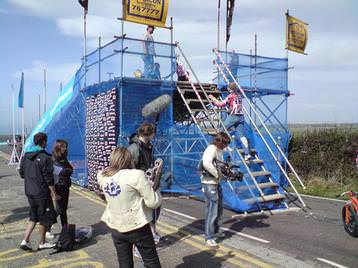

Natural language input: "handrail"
[213,48,306,208]
[176,43,265,207]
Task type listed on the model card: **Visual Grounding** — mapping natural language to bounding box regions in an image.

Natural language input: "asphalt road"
[0,146,356,267]
[162,193,358,268]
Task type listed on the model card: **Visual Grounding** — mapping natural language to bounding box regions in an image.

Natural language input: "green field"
[289,123,358,135]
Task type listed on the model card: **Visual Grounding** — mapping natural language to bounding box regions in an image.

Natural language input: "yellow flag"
[286,14,308,54]
[123,0,169,27]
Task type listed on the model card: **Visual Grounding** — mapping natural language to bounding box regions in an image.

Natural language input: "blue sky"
[0,0,357,134]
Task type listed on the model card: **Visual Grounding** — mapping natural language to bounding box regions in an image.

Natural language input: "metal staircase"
[175,43,306,213]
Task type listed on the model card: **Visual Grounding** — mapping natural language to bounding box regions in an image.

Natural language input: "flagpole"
[285,9,289,59]
[43,69,47,114]
[217,0,221,51]
[11,85,16,147]
[84,7,87,88]
[21,105,24,152]
[22,72,25,157]
[9,85,19,165]
[38,93,41,121]
[19,73,25,167]
[217,0,221,84]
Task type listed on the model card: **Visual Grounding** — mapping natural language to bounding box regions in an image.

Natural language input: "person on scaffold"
[208,82,251,160]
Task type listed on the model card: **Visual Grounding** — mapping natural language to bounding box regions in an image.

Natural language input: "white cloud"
[6,0,358,124]
[15,60,79,83]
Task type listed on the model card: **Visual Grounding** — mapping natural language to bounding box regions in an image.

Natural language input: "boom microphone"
[142,94,171,118]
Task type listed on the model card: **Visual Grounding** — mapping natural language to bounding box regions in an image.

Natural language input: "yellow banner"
[123,0,169,27]
[286,14,308,54]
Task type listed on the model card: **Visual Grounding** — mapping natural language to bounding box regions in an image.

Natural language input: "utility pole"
[43,69,47,114]
[38,93,41,121]
[59,81,63,95]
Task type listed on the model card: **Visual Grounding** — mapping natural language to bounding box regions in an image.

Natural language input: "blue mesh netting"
[24,37,291,213]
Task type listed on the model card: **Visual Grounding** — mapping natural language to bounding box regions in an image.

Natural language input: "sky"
[0,0,357,134]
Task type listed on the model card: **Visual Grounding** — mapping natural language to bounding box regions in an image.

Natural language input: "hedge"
[288,128,358,184]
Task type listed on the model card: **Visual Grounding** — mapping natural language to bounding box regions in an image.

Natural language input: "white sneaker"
[20,240,32,251]
[152,232,161,244]
[244,154,251,161]
[206,239,218,247]
[133,246,142,258]
[45,232,55,240]
[38,242,56,250]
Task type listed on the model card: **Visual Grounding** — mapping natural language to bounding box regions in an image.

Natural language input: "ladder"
[175,44,304,213]
[213,48,307,209]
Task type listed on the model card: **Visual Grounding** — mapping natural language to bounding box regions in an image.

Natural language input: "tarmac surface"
[0,146,356,267]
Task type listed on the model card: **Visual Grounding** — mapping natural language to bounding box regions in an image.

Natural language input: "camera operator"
[201,132,230,247]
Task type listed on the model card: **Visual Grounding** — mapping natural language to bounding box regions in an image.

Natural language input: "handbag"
[53,164,64,185]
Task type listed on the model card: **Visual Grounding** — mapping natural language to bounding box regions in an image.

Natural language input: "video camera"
[214,157,243,182]
[199,156,243,182]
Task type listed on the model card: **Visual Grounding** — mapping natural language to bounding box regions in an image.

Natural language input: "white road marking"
[317,258,349,268]
[299,193,346,203]
[163,208,270,244]
[220,226,270,244]
[163,208,198,220]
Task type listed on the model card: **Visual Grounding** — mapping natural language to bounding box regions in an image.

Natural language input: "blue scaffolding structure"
[24,35,302,213]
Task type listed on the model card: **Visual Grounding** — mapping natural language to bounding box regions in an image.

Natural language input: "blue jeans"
[143,55,154,78]
[202,183,223,240]
[222,114,249,155]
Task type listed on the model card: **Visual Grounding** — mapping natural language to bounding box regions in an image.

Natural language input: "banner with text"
[123,0,169,27]
[286,14,308,54]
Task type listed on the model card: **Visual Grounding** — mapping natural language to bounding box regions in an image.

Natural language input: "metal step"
[231,207,302,219]
[237,148,257,155]
[195,118,220,122]
[251,170,271,177]
[177,84,213,90]
[244,193,286,204]
[245,158,264,165]
[182,89,220,94]
[187,99,210,103]
[201,128,218,135]
[190,108,216,113]
[177,81,215,88]
[237,182,279,191]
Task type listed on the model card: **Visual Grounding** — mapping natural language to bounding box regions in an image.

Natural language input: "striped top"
[212,93,243,115]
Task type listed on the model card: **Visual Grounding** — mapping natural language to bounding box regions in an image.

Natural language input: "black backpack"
[51,224,76,254]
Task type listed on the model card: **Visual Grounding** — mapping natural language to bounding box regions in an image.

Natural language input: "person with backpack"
[98,147,162,268]
[19,132,59,251]
[201,132,230,247]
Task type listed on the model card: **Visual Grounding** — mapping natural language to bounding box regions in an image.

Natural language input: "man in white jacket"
[201,132,230,247]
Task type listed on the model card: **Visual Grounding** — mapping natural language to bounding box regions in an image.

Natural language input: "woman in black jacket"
[52,139,73,227]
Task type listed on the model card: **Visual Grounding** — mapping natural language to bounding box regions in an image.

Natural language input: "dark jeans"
[111,224,161,268]
[202,183,223,240]
[55,185,70,227]
[152,206,161,224]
